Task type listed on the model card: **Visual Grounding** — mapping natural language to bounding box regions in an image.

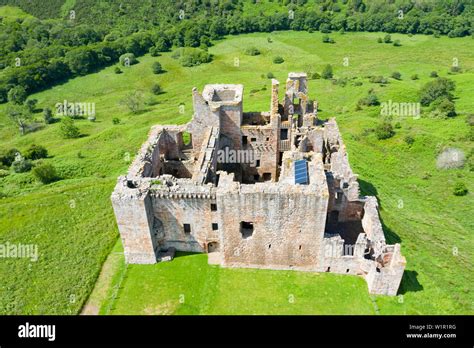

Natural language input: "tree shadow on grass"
[398,270,423,294]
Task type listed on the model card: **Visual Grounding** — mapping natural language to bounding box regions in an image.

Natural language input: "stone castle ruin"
[111,73,406,296]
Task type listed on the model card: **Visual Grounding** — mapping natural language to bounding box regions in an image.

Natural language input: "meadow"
[0,29,473,314]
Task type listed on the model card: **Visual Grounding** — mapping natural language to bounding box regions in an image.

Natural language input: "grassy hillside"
[0,31,472,314]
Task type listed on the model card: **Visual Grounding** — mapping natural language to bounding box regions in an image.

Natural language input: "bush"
[119,53,138,66]
[149,46,162,57]
[384,34,392,43]
[171,48,212,67]
[0,169,9,178]
[152,62,163,74]
[411,74,419,80]
[0,148,20,167]
[244,47,260,56]
[430,71,438,78]
[393,40,401,46]
[450,66,461,73]
[32,162,58,184]
[369,76,388,84]
[358,91,380,106]
[43,108,54,124]
[377,37,383,43]
[59,117,81,139]
[404,135,415,146]
[311,72,321,79]
[273,56,284,64]
[12,156,33,173]
[114,67,123,74]
[321,64,333,79]
[375,121,395,140]
[419,77,455,106]
[112,118,120,125]
[430,97,456,117]
[7,86,27,105]
[267,72,274,79]
[453,182,468,196]
[24,145,48,160]
[151,84,162,95]
[322,35,334,43]
[391,71,402,80]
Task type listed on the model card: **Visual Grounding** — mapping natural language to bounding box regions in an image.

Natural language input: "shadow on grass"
[399,270,423,294]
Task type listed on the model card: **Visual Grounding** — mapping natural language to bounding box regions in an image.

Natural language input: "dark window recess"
[256,160,260,167]
[242,136,248,145]
[280,129,288,140]
[263,173,271,181]
[268,244,271,249]
[184,224,191,234]
[212,223,218,231]
[240,221,254,239]
[266,137,270,141]
[278,152,284,166]
[326,267,331,272]
[251,137,257,142]
[335,191,343,204]
[299,245,302,250]
[254,174,260,181]
[346,269,350,273]
[210,203,217,211]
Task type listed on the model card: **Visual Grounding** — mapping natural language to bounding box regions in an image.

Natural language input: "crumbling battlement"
[111,72,406,296]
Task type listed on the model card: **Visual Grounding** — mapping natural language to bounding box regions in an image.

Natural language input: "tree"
[358,90,380,106]
[151,84,162,95]
[419,77,455,106]
[32,162,58,184]
[59,117,80,139]
[152,61,163,74]
[7,86,27,105]
[25,144,48,160]
[0,148,19,167]
[120,91,144,114]
[391,71,402,80]
[25,99,38,113]
[273,56,285,64]
[7,105,33,135]
[119,53,138,67]
[384,34,392,43]
[375,121,395,140]
[321,64,333,79]
[43,108,53,124]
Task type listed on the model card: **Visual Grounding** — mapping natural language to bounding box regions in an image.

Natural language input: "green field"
[0,30,473,315]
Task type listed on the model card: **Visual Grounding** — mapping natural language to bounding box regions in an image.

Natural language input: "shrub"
[321,64,333,79]
[375,121,395,140]
[393,40,401,46]
[114,67,122,74]
[450,66,461,73]
[32,162,58,184]
[244,47,260,56]
[391,71,402,80]
[311,72,321,79]
[411,74,419,80]
[149,46,162,57]
[43,108,54,124]
[112,118,121,125]
[453,182,468,196]
[273,56,284,64]
[119,53,138,66]
[152,62,163,74]
[377,37,383,43]
[404,135,415,145]
[430,71,438,78]
[172,48,212,67]
[12,156,33,173]
[430,97,456,117]
[383,34,392,43]
[25,99,38,113]
[151,84,162,95]
[358,90,380,106]
[419,77,455,106]
[59,117,80,139]
[369,76,388,84]
[24,145,48,160]
[267,72,274,79]
[0,169,9,178]
[7,86,27,105]
[0,148,20,167]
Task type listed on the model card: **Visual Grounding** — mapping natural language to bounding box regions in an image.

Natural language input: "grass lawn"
[0,30,472,314]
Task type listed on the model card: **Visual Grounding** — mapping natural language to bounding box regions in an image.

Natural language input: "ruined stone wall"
[241,125,278,181]
[151,183,218,253]
[219,104,243,150]
[216,170,328,271]
[111,179,157,263]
